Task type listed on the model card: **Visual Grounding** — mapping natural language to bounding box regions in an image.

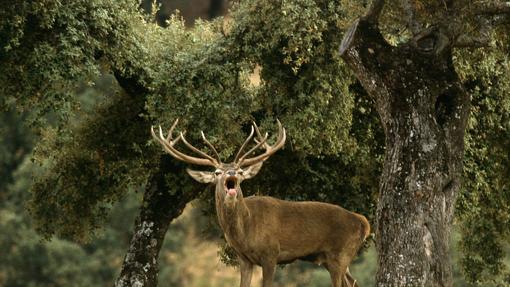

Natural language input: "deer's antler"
[235,119,286,168]
[151,119,221,167]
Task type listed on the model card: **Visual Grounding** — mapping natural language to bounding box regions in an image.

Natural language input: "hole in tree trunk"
[435,90,455,127]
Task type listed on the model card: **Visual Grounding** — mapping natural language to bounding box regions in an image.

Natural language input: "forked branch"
[402,0,422,36]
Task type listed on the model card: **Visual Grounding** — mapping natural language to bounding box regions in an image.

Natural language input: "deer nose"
[227,170,236,176]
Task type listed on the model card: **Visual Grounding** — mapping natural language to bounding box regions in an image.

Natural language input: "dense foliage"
[457,49,510,284]
[1,0,374,239]
[1,0,509,285]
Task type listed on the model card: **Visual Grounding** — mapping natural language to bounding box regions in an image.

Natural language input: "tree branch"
[402,0,422,36]
[114,69,149,96]
[453,11,492,49]
[475,1,510,15]
[364,0,386,24]
[453,35,491,48]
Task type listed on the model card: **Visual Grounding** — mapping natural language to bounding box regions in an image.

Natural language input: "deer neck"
[215,185,251,245]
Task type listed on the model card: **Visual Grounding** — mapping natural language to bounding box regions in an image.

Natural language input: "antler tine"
[150,125,185,162]
[179,132,219,165]
[233,125,255,163]
[236,132,268,165]
[201,131,222,164]
[253,121,270,149]
[150,119,219,167]
[165,118,180,142]
[237,119,286,167]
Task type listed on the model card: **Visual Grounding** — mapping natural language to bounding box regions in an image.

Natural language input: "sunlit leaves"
[456,49,510,284]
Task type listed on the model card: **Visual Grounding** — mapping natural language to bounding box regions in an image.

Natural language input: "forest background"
[1,0,509,286]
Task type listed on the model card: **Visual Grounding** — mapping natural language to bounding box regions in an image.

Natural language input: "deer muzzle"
[225,176,238,197]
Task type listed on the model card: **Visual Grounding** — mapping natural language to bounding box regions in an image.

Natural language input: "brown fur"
[190,165,370,287]
[222,196,369,266]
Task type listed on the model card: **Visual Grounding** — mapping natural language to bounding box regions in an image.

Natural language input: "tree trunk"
[340,19,470,286]
[115,156,201,287]
[112,71,203,286]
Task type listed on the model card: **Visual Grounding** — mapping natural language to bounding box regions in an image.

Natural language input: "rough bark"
[112,72,202,287]
[114,156,201,287]
[340,19,470,286]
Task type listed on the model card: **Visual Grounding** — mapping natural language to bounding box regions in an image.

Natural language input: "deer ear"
[242,162,264,180]
[186,169,215,183]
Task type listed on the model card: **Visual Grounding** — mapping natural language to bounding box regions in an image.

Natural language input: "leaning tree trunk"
[115,156,201,287]
[340,19,470,286]
[112,72,203,287]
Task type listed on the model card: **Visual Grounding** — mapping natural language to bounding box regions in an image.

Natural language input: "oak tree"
[1,0,509,286]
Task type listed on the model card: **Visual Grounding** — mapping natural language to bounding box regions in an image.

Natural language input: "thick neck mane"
[215,186,251,248]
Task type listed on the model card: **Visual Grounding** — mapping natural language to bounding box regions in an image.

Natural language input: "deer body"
[220,196,369,262]
[206,169,369,287]
[152,119,370,287]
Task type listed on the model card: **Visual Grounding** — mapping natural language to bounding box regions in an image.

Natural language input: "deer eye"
[238,169,244,175]
[214,170,222,176]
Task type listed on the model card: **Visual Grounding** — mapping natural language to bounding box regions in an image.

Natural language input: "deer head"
[150,119,286,208]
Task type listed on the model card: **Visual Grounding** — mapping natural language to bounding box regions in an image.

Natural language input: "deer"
[151,119,370,287]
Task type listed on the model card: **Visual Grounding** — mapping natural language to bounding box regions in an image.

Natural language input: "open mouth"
[224,176,237,196]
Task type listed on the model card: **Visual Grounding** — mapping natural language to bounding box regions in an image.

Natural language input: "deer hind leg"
[324,254,352,287]
[239,258,253,287]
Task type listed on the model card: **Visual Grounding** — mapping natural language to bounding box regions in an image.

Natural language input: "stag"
[151,119,370,287]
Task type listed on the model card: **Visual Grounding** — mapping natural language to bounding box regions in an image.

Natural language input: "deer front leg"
[261,261,276,287]
[324,262,341,287]
[239,258,254,287]
[324,254,350,287]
